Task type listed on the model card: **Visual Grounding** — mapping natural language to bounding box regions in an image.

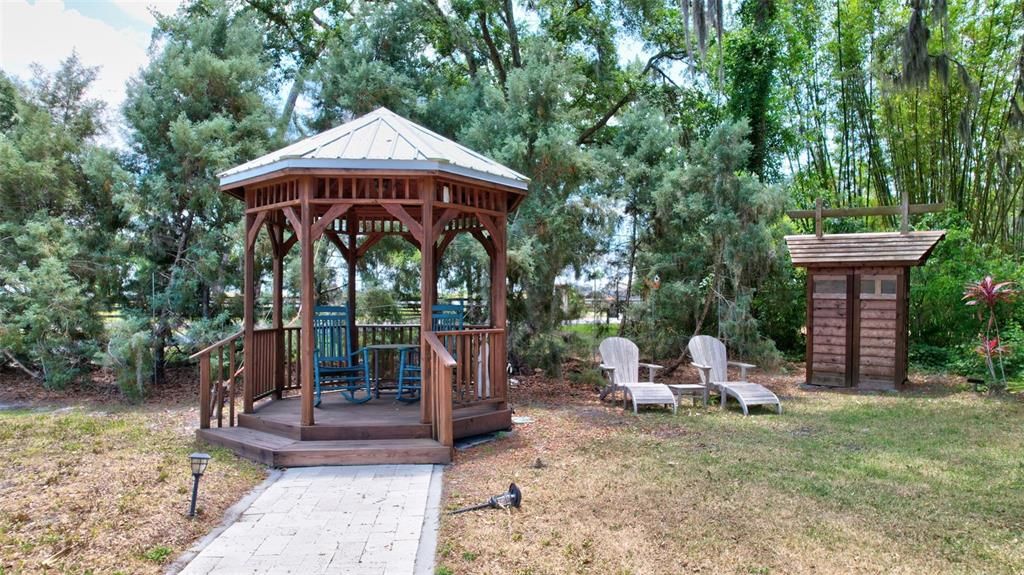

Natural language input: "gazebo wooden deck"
[192,108,528,466]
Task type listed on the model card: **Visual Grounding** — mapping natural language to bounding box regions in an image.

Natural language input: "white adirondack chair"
[687,335,782,415]
[597,337,678,414]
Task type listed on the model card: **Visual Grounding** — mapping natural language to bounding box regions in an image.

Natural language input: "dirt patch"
[0,365,200,407]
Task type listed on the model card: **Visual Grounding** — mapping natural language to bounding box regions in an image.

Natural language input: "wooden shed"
[785,231,945,390]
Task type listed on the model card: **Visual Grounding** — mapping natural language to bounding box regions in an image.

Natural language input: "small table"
[365,343,418,397]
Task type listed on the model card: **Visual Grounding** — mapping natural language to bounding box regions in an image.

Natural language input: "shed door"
[810,275,850,387]
[854,274,898,387]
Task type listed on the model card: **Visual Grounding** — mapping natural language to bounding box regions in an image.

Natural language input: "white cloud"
[0,0,179,146]
[110,0,165,27]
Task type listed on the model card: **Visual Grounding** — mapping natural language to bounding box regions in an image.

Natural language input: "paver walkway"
[177,464,441,575]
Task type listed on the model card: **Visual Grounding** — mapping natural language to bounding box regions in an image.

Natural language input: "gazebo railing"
[195,323,505,436]
[192,330,243,429]
[280,326,303,393]
[435,328,505,407]
[250,328,278,401]
[425,332,455,447]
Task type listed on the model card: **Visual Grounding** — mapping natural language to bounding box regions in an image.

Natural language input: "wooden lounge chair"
[597,337,677,414]
[687,335,782,415]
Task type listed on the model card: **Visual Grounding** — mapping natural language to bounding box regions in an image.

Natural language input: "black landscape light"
[450,483,522,515]
[188,452,211,518]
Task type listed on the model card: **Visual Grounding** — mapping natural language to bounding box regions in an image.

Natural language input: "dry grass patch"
[0,401,266,574]
[438,372,1024,574]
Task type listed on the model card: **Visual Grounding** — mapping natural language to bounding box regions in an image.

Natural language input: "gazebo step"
[275,438,451,467]
[237,412,434,442]
[197,427,451,467]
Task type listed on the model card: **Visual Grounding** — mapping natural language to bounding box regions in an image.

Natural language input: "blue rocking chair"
[313,305,371,406]
[396,304,465,403]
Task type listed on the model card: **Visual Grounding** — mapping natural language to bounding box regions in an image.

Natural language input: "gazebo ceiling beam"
[476,212,504,252]
[399,232,420,250]
[310,203,351,242]
[266,217,282,257]
[323,230,351,261]
[436,230,459,260]
[469,228,495,259]
[432,208,460,240]
[282,206,304,244]
[245,198,301,215]
[280,232,298,257]
[246,211,268,250]
[355,232,386,259]
[381,204,424,243]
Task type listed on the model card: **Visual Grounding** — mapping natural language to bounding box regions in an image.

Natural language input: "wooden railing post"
[425,332,455,448]
[228,340,237,426]
[199,354,211,429]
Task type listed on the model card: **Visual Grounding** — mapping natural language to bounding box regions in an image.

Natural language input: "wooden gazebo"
[193,108,528,466]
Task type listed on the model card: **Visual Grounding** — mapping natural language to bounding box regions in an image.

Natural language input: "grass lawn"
[0,370,266,575]
[438,371,1024,574]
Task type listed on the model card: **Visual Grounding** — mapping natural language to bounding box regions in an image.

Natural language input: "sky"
[0,0,181,143]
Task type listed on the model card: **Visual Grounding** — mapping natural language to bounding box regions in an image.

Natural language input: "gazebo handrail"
[190,329,244,360]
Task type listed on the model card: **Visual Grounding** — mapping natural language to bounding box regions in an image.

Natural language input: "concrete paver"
[177,464,440,575]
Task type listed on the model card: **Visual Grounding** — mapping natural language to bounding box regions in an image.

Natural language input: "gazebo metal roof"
[219,107,530,191]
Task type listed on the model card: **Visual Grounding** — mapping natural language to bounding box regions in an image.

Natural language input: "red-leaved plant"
[963,276,1018,389]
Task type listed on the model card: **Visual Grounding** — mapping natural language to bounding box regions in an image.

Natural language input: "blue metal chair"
[396,305,465,403]
[432,304,465,332]
[313,305,371,406]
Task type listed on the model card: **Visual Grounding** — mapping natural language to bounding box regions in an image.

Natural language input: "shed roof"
[785,231,945,267]
[219,107,530,191]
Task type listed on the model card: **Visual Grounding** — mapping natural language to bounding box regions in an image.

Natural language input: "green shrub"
[356,286,402,323]
[521,332,568,377]
[100,316,153,400]
[141,545,172,563]
[568,367,606,389]
[910,216,1024,383]
[0,217,103,388]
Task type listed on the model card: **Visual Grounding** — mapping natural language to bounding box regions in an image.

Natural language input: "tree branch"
[502,0,522,69]
[3,349,41,380]
[576,50,686,146]
[424,0,478,78]
[478,12,507,88]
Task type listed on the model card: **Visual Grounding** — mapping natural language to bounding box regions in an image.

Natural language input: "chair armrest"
[690,362,712,386]
[638,362,663,383]
[728,360,756,380]
[598,364,616,382]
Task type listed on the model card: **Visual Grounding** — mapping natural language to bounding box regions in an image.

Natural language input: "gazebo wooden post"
[490,212,508,409]
[346,211,359,354]
[420,177,435,425]
[298,177,316,426]
[272,220,285,400]
[242,191,256,415]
